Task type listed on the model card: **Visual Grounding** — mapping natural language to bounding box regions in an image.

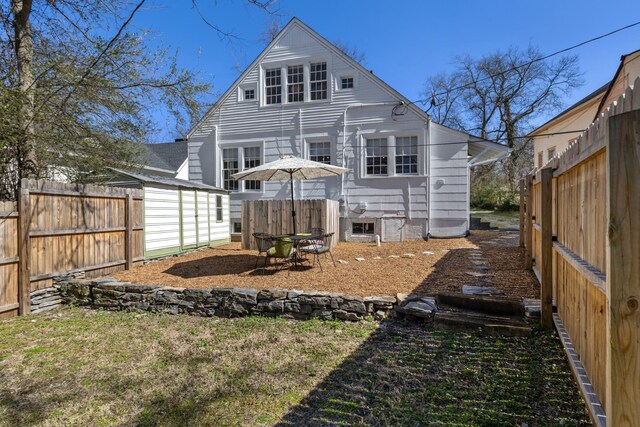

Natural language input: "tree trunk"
[11,0,37,183]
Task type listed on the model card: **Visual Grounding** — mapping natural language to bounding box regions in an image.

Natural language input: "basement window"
[352,222,374,235]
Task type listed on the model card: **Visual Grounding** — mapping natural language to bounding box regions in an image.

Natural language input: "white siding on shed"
[182,190,197,246]
[209,194,230,241]
[144,185,181,252]
[196,191,209,245]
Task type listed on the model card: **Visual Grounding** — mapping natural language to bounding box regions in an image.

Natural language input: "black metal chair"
[253,233,274,269]
[299,232,336,272]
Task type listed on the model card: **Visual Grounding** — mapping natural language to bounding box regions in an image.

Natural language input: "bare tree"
[423,46,583,207]
[332,39,366,64]
[259,18,283,44]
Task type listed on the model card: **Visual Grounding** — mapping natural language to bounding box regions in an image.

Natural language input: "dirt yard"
[112,230,539,299]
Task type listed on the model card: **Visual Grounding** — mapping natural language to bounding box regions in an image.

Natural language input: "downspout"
[426,118,431,239]
[299,108,303,200]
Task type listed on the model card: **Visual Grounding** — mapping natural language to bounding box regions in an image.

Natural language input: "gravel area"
[112,230,539,299]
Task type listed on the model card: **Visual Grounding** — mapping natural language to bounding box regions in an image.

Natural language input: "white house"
[187,18,508,241]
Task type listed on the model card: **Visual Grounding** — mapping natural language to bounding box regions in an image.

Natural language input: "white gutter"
[299,108,304,199]
[426,118,431,239]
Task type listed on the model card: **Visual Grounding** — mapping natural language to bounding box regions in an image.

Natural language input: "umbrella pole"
[290,174,296,235]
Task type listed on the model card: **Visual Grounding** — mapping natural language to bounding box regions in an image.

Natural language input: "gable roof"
[594,48,640,120]
[528,81,609,136]
[188,17,434,138]
[110,168,227,192]
[139,141,188,172]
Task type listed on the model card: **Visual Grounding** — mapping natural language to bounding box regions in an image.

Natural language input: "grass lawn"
[471,210,521,230]
[0,308,590,426]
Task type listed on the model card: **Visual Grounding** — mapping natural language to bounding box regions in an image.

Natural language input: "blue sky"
[134,0,640,141]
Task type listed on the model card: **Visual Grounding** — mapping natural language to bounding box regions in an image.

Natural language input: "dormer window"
[265,68,282,105]
[310,62,327,100]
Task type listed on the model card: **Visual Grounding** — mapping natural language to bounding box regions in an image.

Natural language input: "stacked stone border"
[38,274,437,322]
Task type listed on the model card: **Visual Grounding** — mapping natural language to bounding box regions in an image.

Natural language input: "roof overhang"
[467,138,511,167]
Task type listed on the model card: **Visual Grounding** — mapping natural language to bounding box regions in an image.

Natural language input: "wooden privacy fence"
[241,199,339,250]
[0,180,143,318]
[520,78,640,427]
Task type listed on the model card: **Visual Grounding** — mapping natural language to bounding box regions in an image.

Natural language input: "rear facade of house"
[187,18,506,241]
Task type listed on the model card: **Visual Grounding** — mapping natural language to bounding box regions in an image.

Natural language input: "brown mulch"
[112,230,539,299]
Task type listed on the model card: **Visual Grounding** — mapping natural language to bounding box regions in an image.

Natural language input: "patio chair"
[253,233,274,269]
[265,236,295,274]
[300,232,336,272]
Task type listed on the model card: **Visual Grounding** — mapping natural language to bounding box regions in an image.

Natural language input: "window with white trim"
[244,147,261,190]
[341,76,353,89]
[309,141,331,164]
[244,89,255,100]
[265,67,282,104]
[310,62,327,100]
[216,195,223,222]
[287,64,304,103]
[222,149,239,191]
[366,138,388,176]
[232,222,241,233]
[395,136,418,175]
[352,222,374,235]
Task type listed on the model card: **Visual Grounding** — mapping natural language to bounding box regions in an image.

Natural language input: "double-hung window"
[265,68,282,104]
[366,138,388,176]
[216,195,223,222]
[310,62,327,100]
[244,147,261,190]
[222,148,239,191]
[309,141,331,164]
[287,65,304,103]
[395,136,418,175]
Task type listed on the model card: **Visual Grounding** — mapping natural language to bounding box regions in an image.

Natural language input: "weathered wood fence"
[241,199,339,250]
[520,77,640,427]
[0,180,143,319]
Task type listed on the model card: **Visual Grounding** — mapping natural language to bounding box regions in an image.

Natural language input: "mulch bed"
[112,230,539,299]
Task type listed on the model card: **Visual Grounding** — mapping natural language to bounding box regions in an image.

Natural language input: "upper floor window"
[547,147,556,161]
[309,141,331,164]
[287,65,304,103]
[244,89,255,100]
[537,151,543,168]
[265,68,282,104]
[395,136,418,175]
[366,138,388,176]
[222,149,239,191]
[341,77,354,89]
[244,147,261,190]
[310,62,328,100]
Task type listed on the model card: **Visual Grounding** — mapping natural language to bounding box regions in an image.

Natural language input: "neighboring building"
[186,18,508,240]
[531,48,640,169]
[139,139,189,179]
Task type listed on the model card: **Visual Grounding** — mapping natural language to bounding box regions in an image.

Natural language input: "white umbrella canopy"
[231,155,350,235]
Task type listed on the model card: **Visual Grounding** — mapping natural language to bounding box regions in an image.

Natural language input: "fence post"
[17,182,31,315]
[519,179,525,247]
[524,174,533,270]
[540,167,553,329]
[125,192,133,270]
[606,110,640,424]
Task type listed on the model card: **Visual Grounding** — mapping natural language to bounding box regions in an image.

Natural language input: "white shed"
[109,169,230,258]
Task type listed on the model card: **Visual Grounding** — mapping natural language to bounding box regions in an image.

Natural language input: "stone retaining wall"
[53,276,438,322]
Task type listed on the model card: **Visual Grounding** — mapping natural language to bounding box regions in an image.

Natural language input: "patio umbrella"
[231,155,350,235]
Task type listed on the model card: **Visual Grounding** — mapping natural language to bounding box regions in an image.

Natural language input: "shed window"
[395,136,418,175]
[341,77,353,89]
[223,149,239,191]
[265,67,282,104]
[309,141,331,164]
[352,222,374,235]
[243,147,261,190]
[310,62,327,100]
[366,138,388,176]
[287,64,304,103]
[216,195,223,222]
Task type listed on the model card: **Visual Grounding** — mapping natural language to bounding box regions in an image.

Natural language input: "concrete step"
[436,292,525,317]
[433,311,531,337]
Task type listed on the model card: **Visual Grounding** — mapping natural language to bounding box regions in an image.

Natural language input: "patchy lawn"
[113,230,538,299]
[0,308,590,426]
[471,210,520,230]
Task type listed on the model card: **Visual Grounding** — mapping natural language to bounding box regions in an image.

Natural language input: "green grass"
[471,209,521,230]
[0,308,590,426]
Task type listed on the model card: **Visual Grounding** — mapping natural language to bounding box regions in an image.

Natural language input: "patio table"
[276,234,322,270]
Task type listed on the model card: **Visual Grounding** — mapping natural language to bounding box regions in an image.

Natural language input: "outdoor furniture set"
[253,230,336,274]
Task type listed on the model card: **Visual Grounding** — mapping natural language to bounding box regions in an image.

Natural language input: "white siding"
[209,194,230,241]
[144,185,181,252]
[182,190,197,246]
[196,191,209,245]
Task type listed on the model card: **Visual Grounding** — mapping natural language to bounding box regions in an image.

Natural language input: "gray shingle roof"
[111,168,228,192]
[139,141,188,172]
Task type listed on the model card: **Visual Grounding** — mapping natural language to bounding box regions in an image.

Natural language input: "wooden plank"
[29,259,128,282]
[29,226,128,237]
[525,174,533,270]
[18,185,31,315]
[0,303,20,314]
[0,257,19,266]
[553,242,606,292]
[540,167,553,329]
[519,179,525,247]
[125,193,133,270]
[606,110,640,424]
